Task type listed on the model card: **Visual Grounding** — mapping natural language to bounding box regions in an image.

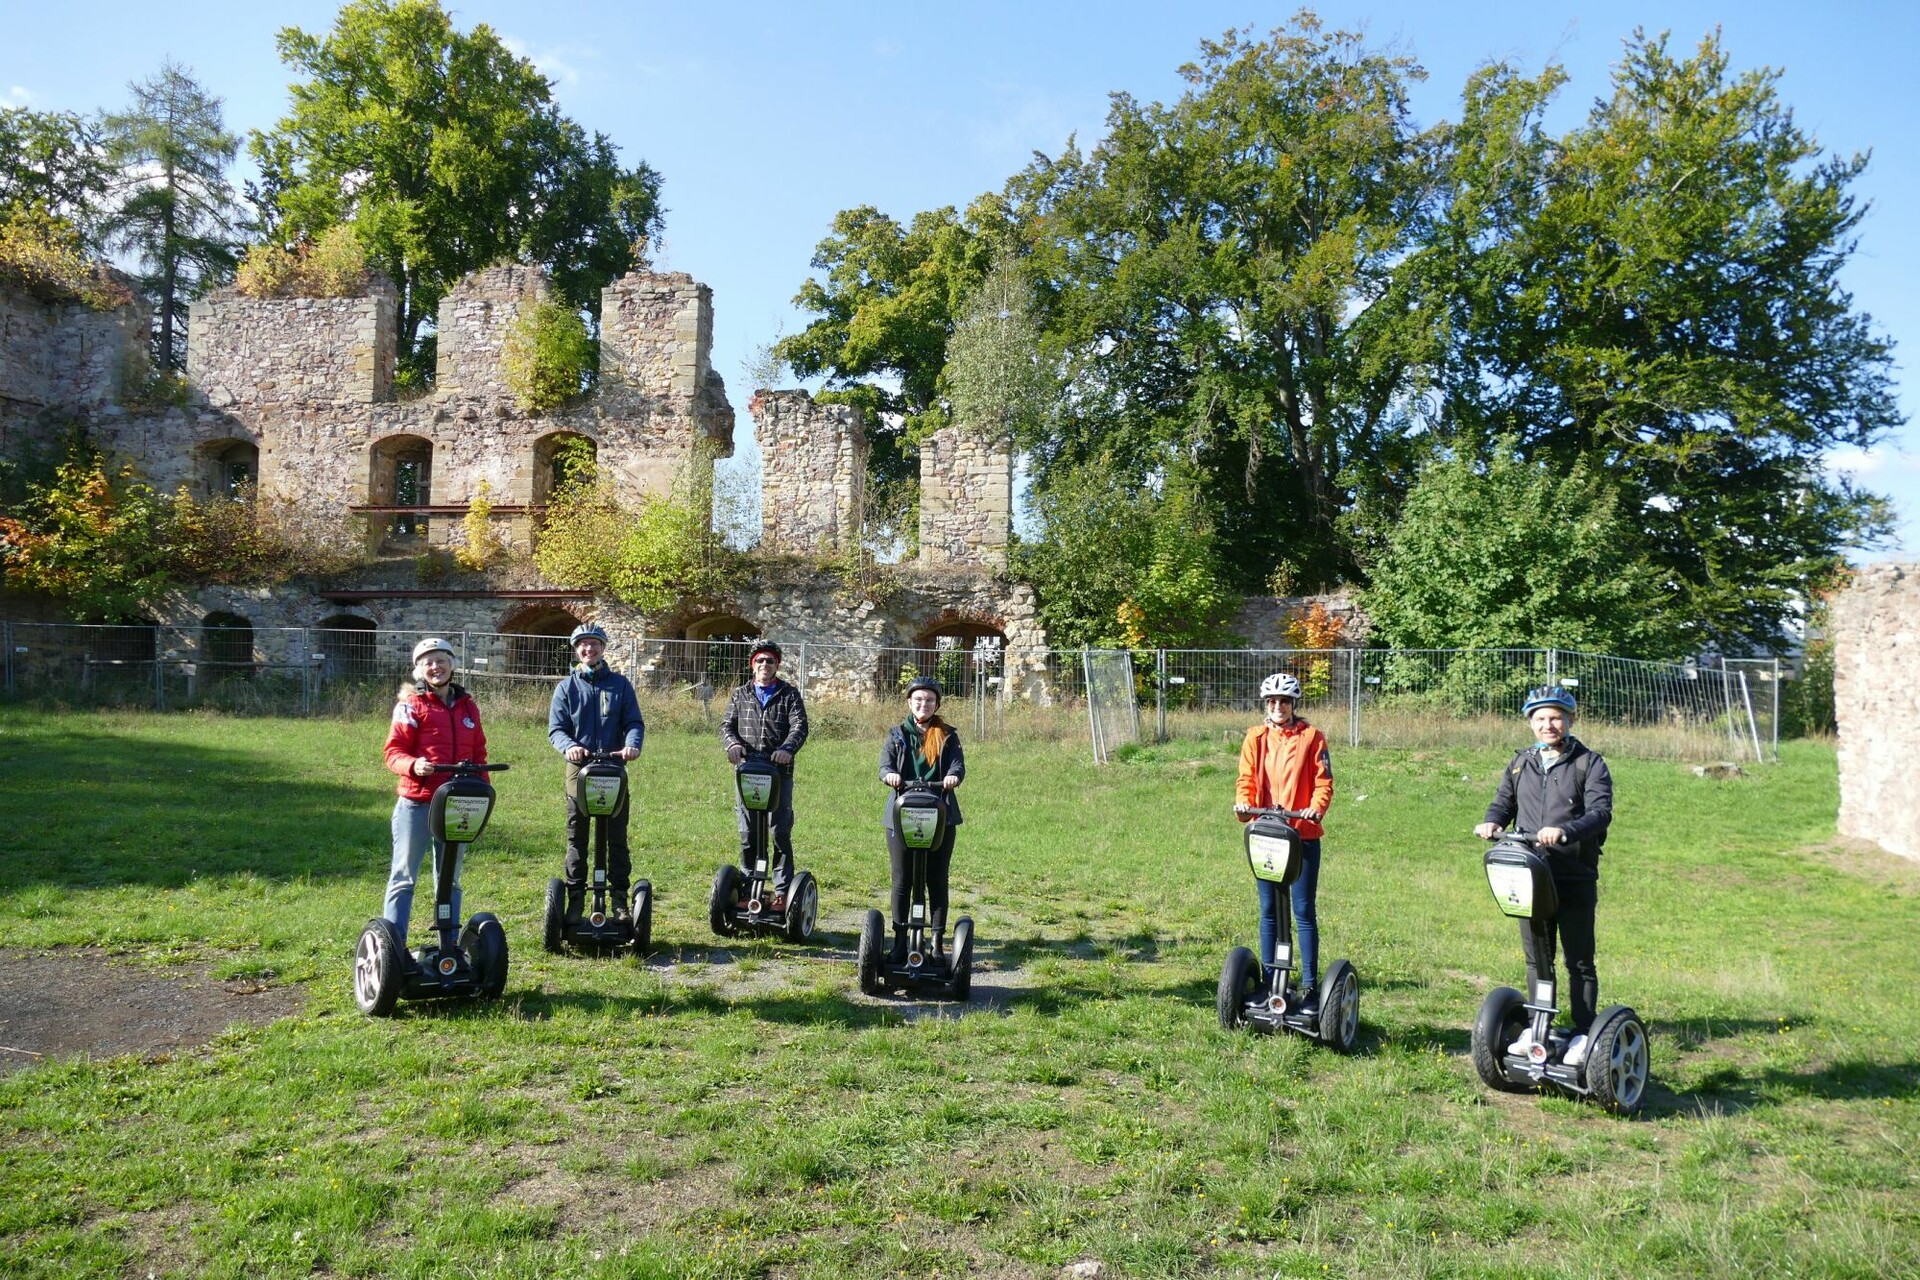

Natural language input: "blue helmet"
[1521,685,1577,718]
[569,622,609,647]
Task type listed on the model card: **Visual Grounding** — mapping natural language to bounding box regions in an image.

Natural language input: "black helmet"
[904,675,944,704]
[748,638,782,662]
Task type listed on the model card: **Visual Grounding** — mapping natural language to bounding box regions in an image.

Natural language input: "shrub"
[501,301,594,412]
[234,224,368,299]
[0,209,135,309]
[453,481,504,571]
[168,486,368,584]
[535,458,739,617]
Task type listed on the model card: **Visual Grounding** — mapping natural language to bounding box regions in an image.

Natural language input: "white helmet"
[1260,672,1301,700]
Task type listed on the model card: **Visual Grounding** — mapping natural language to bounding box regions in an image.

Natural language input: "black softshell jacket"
[1483,737,1613,883]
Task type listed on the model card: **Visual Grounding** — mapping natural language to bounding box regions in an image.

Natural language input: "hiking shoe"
[1508,1027,1535,1057]
[1562,1033,1591,1067]
[1295,985,1319,1014]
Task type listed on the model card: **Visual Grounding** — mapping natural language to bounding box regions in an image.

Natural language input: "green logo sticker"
[1487,864,1535,917]
[582,774,621,816]
[739,772,774,810]
[899,806,941,849]
[443,795,491,843]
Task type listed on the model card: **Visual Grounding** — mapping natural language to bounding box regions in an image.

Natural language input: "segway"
[354,761,511,1017]
[543,752,652,956]
[708,753,818,941]
[1470,832,1650,1115]
[857,781,974,1000]
[1216,807,1359,1051]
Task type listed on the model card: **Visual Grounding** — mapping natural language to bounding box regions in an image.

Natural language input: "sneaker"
[1508,1027,1535,1057]
[1562,1033,1591,1067]
[770,893,787,913]
[1295,985,1319,1014]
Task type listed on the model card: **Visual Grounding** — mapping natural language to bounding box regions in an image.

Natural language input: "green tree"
[534,453,740,617]
[0,106,114,244]
[1011,17,1440,590]
[774,196,1009,543]
[0,448,174,618]
[945,246,1053,441]
[102,62,243,370]
[1418,31,1899,650]
[248,0,662,384]
[1358,442,1675,655]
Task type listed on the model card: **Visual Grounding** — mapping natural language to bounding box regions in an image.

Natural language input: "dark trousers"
[1256,837,1321,990]
[1521,876,1599,1032]
[564,766,632,897]
[736,782,795,894]
[887,822,957,932]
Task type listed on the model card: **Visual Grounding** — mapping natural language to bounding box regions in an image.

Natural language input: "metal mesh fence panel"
[1083,649,1140,764]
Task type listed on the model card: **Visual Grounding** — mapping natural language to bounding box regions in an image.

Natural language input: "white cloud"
[4,86,34,107]
[501,35,588,89]
[1826,444,1887,477]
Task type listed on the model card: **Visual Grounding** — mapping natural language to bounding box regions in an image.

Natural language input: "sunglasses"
[752,656,778,665]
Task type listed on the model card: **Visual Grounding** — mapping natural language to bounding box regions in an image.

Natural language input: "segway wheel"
[353,918,405,1017]
[949,916,975,1002]
[1470,987,1531,1092]
[709,865,742,937]
[543,878,566,954]
[1585,1008,1650,1116]
[463,912,510,999]
[1217,946,1260,1031]
[857,908,885,996]
[784,871,819,942]
[1316,959,1360,1053]
[629,880,653,957]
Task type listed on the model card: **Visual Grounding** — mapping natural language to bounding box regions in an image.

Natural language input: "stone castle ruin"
[0,261,1041,698]
[1832,563,1920,862]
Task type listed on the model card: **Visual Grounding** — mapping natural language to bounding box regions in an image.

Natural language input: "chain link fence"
[0,619,1777,762]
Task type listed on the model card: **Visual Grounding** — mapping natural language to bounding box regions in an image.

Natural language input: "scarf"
[899,715,948,780]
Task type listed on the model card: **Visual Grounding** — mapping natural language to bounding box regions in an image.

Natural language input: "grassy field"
[0,704,1915,1279]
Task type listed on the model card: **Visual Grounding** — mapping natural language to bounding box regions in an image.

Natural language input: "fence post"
[796,642,808,698]
[153,622,165,710]
[1546,647,1559,685]
[1348,649,1361,748]
[1155,650,1167,744]
[1770,657,1781,761]
[3,619,11,698]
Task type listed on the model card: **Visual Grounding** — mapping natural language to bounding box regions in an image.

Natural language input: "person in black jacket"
[879,675,966,961]
[548,622,645,921]
[1474,685,1614,1065]
[720,639,809,904]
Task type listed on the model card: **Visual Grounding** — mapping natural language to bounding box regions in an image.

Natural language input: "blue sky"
[7,1,1916,559]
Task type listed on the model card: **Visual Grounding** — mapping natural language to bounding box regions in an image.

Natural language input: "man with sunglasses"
[720,640,810,907]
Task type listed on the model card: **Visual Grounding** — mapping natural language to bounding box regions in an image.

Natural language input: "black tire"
[1585,1008,1651,1116]
[463,912,509,999]
[1217,946,1260,1031]
[629,880,653,957]
[353,917,404,1017]
[1316,959,1360,1053]
[1471,986,1531,1092]
[709,864,742,937]
[785,871,819,942]
[949,916,974,1002]
[857,908,885,996]
[543,878,566,954]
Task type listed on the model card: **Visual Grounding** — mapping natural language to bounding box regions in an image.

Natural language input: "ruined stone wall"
[1230,592,1371,649]
[434,265,544,400]
[1833,562,1920,861]
[752,389,867,555]
[918,425,1011,570]
[1,286,149,435]
[187,283,396,408]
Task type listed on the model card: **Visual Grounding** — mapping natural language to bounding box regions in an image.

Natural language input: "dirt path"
[0,949,304,1074]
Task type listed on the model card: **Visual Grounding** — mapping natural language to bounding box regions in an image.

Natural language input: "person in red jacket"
[381,636,488,939]
[1234,672,1335,1008]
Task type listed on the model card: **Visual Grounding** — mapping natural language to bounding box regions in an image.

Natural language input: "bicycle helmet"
[1259,672,1302,700]
[904,675,944,704]
[411,636,455,664]
[1520,685,1577,717]
[748,639,782,662]
[568,622,609,647]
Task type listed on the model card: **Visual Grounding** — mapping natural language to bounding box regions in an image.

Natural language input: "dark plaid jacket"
[720,680,810,757]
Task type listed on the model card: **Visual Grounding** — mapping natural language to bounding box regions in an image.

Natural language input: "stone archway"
[200,610,255,680]
[667,612,761,695]
[315,614,378,681]
[497,604,581,678]
[879,616,1007,698]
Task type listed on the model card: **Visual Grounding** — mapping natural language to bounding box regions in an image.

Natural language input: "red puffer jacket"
[384,682,488,802]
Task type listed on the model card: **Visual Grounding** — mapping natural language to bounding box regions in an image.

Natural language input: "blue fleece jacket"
[548,663,645,756]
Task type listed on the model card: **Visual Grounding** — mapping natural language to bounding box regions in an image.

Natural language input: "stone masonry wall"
[1833,562,1920,861]
[1230,591,1371,648]
[918,425,1011,569]
[752,389,866,555]
[1,286,149,420]
[188,282,396,408]
[434,265,544,400]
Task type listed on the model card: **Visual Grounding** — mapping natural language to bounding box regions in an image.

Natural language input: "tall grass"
[0,706,1914,1278]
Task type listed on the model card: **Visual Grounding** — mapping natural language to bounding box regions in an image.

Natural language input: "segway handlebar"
[582,750,628,766]
[1481,829,1539,843]
[428,760,508,774]
[1242,805,1313,821]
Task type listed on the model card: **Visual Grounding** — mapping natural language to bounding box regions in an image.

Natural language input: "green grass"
[1,705,1916,1278]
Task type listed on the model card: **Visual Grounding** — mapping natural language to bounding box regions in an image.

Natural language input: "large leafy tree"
[1012,17,1440,590]
[102,62,243,370]
[1419,31,1899,650]
[0,106,115,245]
[248,0,662,384]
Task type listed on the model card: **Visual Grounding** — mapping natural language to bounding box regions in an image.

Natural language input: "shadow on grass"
[0,726,385,890]
[1651,1055,1920,1115]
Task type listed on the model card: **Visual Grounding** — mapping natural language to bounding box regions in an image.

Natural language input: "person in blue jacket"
[548,622,645,921]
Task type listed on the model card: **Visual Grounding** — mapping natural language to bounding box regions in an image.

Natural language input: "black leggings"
[1520,877,1598,1032]
[888,825,956,931]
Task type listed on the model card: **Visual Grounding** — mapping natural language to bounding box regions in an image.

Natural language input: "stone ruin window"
[369,435,434,544]
[200,611,255,681]
[535,431,598,505]
[199,440,259,500]
[316,614,379,681]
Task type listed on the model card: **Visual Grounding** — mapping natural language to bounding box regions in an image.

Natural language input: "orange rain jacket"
[1235,716,1335,839]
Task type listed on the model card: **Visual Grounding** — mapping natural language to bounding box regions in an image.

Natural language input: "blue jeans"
[1256,838,1321,990]
[386,798,463,938]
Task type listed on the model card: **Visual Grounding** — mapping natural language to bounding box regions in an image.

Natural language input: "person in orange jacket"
[1234,672,1335,1008]
[381,636,488,938]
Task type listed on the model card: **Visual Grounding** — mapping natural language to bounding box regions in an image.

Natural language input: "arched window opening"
[316,614,378,681]
[201,610,255,680]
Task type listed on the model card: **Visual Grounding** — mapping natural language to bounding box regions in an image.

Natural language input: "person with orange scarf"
[879,675,967,963]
